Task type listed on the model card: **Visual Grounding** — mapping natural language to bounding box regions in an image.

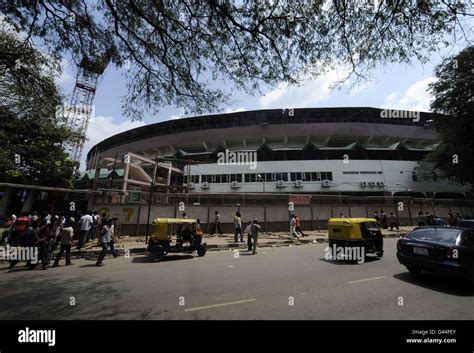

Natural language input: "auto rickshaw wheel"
[197,244,207,257]
[150,245,165,262]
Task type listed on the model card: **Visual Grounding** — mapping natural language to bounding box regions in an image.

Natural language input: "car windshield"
[406,228,460,244]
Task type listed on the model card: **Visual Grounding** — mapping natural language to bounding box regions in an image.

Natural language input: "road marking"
[184,298,256,312]
[348,276,387,284]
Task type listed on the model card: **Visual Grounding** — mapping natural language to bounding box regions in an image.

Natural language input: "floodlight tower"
[66,49,113,163]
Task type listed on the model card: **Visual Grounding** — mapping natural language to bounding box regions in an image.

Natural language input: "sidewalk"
[69,226,414,259]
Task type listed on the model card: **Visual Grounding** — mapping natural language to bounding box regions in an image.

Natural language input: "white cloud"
[81,115,145,169]
[224,107,246,113]
[258,66,350,109]
[383,77,436,112]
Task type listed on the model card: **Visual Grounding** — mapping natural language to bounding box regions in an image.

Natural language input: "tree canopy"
[427,45,474,186]
[0,29,78,187]
[1,0,472,119]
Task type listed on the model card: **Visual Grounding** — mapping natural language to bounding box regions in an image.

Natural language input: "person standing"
[96,219,117,267]
[212,211,222,236]
[36,214,53,270]
[90,211,99,241]
[380,210,388,229]
[78,211,93,249]
[295,215,306,237]
[8,212,30,269]
[290,215,299,239]
[389,212,399,231]
[234,212,243,242]
[417,211,425,226]
[53,218,75,267]
[250,218,261,255]
[373,211,380,226]
[245,220,253,251]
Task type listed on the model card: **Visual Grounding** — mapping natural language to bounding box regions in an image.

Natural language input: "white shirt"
[79,214,93,231]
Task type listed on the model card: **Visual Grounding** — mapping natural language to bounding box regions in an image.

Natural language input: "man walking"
[389,212,399,231]
[250,218,261,255]
[234,212,243,242]
[96,219,118,267]
[78,211,93,250]
[212,211,222,236]
[290,215,299,239]
[295,215,306,237]
[53,218,75,267]
[245,220,253,251]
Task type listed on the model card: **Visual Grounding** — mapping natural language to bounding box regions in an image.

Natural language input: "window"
[186,175,199,183]
[230,174,242,182]
[244,173,257,182]
[343,171,360,175]
[321,172,333,181]
[360,171,377,175]
[277,172,289,181]
[312,172,321,181]
[405,228,460,244]
[290,172,302,181]
[462,231,474,247]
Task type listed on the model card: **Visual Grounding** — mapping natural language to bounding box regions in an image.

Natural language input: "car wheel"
[150,246,165,262]
[197,245,206,257]
[406,266,422,275]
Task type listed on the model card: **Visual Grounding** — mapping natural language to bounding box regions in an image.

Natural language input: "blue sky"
[55,44,467,170]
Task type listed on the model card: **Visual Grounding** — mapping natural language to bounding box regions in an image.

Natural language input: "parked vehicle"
[397,227,474,280]
[148,218,207,262]
[328,218,384,260]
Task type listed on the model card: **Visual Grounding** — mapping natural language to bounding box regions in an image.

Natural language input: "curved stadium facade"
[86,107,469,199]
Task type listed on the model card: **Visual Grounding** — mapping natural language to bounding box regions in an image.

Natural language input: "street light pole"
[145,156,158,245]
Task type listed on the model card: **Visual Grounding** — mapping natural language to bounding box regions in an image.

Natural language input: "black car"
[397,227,474,280]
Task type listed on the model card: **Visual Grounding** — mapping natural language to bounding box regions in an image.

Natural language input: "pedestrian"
[435,217,446,226]
[295,215,306,236]
[417,211,425,226]
[373,211,379,226]
[447,213,456,227]
[389,212,399,231]
[290,214,299,239]
[35,212,53,270]
[108,218,118,259]
[77,211,93,249]
[245,220,253,251]
[212,211,222,236]
[53,218,75,267]
[8,212,30,268]
[250,218,261,255]
[90,211,99,240]
[380,210,388,229]
[234,212,243,242]
[96,219,118,267]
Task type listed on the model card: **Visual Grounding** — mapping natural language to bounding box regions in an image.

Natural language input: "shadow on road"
[393,272,474,297]
[132,254,194,263]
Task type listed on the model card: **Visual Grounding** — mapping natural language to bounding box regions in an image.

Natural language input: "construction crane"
[66,48,114,164]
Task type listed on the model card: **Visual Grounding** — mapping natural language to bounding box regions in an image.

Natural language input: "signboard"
[288,195,312,205]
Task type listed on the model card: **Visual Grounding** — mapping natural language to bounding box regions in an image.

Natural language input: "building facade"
[86,107,470,199]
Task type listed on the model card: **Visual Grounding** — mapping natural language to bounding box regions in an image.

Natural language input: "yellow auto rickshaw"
[328,218,384,260]
[148,218,207,262]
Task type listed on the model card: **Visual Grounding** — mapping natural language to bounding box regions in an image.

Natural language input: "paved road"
[0,239,472,320]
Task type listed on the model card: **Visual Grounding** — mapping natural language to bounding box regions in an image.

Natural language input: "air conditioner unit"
[231,181,240,189]
[360,181,368,187]
[276,180,286,188]
[201,182,210,189]
[187,182,194,189]
[369,181,376,187]
[322,179,331,187]
[377,181,384,187]
[295,180,304,188]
